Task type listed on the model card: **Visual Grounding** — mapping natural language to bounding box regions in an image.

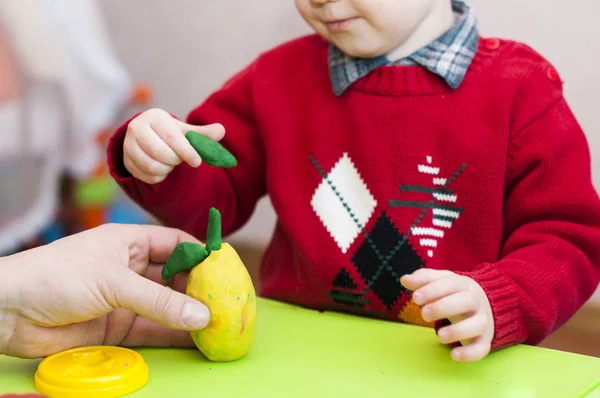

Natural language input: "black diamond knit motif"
[351,211,424,310]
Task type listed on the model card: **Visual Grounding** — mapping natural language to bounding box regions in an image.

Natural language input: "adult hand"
[0,224,210,359]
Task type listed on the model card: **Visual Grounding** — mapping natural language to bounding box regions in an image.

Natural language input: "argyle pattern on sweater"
[310,152,467,319]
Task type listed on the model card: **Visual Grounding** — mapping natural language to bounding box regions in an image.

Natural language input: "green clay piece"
[206,207,222,252]
[162,242,209,280]
[185,131,237,168]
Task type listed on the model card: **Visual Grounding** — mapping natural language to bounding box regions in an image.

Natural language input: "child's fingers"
[400,268,454,292]
[136,125,182,166]
[152,117,202,168]
[176,120,226,142]
[450,336,491,362]
[411,274,466,305]
[124,154,167,185]
[127,141,173,177]
[436,314,488,345]
[421,290,477,322]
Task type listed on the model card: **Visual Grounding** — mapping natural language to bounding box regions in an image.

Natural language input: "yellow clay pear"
[162,208,256,361]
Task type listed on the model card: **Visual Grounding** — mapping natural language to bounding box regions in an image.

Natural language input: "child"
[107,0,600,362]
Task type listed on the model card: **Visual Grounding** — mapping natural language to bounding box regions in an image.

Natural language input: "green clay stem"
[185,131,237,168]
[206,207,222,252]
[162,242,209,280]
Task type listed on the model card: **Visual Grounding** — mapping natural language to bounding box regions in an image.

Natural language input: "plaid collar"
[328,0,479,96]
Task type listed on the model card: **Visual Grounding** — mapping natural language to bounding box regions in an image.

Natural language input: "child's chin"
[333,39,388,59]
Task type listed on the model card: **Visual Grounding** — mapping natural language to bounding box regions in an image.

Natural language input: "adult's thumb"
[176,119,225,142]
[116,272,210,330]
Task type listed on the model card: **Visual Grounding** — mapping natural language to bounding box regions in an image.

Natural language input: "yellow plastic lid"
[34,346,149,398]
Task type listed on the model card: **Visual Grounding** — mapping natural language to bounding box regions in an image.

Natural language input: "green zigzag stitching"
[367,162,466,296]
[310,154,466,298]
[310,155,399,281]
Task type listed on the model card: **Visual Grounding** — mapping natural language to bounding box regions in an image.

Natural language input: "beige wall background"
[100,0,600,295]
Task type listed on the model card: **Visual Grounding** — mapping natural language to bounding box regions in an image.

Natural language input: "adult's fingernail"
[182,303,209,329]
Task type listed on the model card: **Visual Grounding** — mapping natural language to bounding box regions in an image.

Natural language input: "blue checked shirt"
[329,0,479,95]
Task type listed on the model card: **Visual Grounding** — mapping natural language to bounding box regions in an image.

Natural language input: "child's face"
[295,0,440,58]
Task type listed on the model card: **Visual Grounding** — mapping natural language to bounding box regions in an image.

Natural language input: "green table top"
[1,298,600,397]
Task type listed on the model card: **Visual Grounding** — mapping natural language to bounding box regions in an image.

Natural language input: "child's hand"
[401,269,494,362]
[123,108,225,184]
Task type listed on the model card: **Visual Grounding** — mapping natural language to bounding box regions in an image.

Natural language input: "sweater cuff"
[460,264,525,351]
[106,114,139,184]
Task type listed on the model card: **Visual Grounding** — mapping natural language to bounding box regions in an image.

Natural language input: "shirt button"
[546,66,560,82]
[486,38,500,50]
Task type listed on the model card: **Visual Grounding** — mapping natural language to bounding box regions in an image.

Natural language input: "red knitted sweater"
[108,34,600,351]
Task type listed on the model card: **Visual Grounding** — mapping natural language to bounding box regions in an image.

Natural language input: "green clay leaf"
[206,207,222,252]
[185,131,237,168]
[162,242,209,280]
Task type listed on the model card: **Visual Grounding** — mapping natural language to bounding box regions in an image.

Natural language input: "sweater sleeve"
[106,61,266,240]
[459,91,600,351]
